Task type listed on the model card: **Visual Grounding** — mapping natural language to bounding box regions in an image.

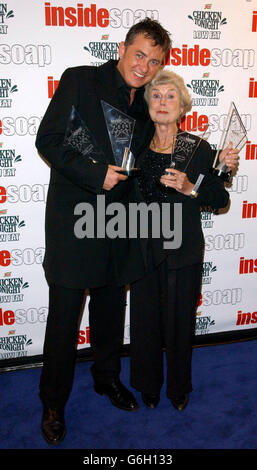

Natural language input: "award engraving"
[101,100,141,176]
[63,105,103,162]
[165,127,210,174]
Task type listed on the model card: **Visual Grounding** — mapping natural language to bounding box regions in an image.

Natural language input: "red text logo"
[48,76,59,98]
[0,250,11,267]
[0,186,7,203]
[45,2,109,28]
[252,11,257,32]
[78,326,90,345]
[180,111,208,132]
[237,310,257,325]
[0,308,15,326]
[245,140,257,160]
[242,200,257,219]
[239,257,257,274]
[249,77,257,97]
[165,44,211,67]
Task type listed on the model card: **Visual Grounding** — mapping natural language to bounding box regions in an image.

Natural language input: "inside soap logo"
[202,261,217,285]
[188,4,227,40]
[0,211,25,242]
[44,2,159,29]
[0,78,18,108]
[0,145,21,177]
[0,4,14,35]
[187,73,224,107]
[84,36,119,63]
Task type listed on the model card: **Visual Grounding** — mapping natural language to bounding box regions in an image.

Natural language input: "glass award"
[101,100,141,176]
[63,105,103,162]
[165,126,210,174]
[210,102,247,181]
[160,127,210,194]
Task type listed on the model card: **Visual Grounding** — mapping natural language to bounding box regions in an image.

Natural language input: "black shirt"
[113,61,147,115]
[112,61,151,156]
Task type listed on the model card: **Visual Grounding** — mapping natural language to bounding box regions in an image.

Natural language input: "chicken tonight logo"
[0,211,25,242]
[0,274,29,303]
[188,4,227,40]
[187,73,224,107]
[0,145,21,178]
[195,314,215,335]
[0,4,14,35]
[0,78,18,108]
[202,261,217,285]
[0,333,32,359]
[83,36,119,62]
[201,211,214,229]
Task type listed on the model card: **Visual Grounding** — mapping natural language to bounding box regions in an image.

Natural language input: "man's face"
[117,33,165,89]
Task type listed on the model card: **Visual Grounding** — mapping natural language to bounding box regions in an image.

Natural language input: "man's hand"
[219,141,239,170]
[103,165,128,190]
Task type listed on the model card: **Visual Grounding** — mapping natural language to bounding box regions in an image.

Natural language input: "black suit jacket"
[36,61,153,288]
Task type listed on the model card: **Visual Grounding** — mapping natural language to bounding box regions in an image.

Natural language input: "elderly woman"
[129,69,237,411]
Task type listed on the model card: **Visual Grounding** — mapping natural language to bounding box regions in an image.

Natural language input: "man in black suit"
[36,18,171,445]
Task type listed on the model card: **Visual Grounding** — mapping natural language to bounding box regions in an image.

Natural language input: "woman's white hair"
[144,69,192,119]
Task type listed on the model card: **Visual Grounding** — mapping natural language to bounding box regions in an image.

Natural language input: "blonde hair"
[144,69,192,119]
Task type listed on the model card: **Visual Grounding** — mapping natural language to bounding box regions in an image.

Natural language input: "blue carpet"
[0,340,257,452]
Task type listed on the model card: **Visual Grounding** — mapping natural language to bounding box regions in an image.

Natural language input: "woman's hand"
[219,141,239,170]
[160,169,194,196]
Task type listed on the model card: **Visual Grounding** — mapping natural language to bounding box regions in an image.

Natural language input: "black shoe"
[141,392,160,409]
[170,393,189,411]
[94,379,139,411]
[41,406,66,445]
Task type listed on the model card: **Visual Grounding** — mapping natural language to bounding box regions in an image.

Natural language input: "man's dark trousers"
[40,283,126,409]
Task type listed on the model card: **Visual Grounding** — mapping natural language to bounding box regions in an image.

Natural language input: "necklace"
[152,135,177,153]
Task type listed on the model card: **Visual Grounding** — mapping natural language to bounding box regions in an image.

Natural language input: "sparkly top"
[138,148,174,203]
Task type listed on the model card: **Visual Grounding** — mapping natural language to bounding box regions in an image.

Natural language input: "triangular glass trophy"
[101,100,140,175]
[156,127,209,195]
[211,102,247,181]
[63,105,103,161]
[164,126,210,174]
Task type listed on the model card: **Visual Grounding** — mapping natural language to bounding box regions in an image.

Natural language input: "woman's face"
[148,83,183,126]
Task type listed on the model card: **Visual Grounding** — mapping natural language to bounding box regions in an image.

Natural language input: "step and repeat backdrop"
[0,0,257,368]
